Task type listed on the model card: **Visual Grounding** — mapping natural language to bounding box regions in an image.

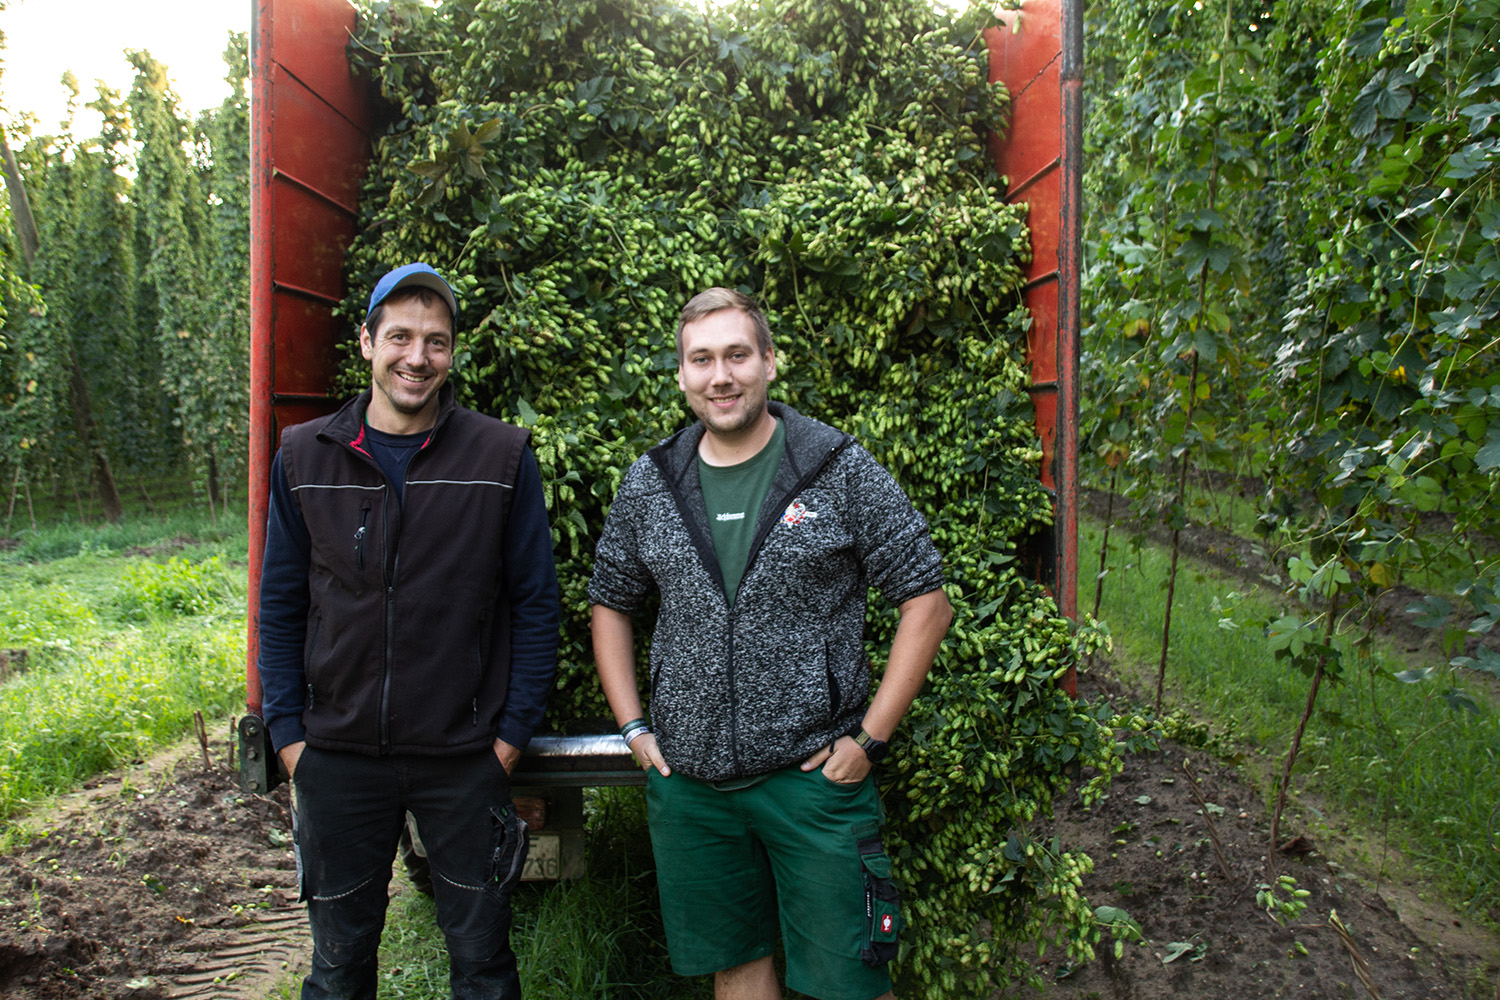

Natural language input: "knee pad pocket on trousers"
[433,806,527,967]
[307,874,387,969]
[429,804,528,895]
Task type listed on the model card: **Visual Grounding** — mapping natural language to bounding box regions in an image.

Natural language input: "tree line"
[0,19,248,526]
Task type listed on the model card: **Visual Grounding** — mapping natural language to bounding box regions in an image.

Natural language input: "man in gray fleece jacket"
[589,288,952,1000]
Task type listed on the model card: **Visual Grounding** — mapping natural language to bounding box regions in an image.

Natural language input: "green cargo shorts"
[645,765,900,1000]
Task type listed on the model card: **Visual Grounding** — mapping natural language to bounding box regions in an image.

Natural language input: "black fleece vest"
[280,390,529,755]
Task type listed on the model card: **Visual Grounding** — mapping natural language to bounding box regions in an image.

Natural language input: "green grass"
[1179,475,1265,540]
[1082,516,1500,920]
[1093,470,1499,602]
[0,518,248,828]
[1,504,248,565]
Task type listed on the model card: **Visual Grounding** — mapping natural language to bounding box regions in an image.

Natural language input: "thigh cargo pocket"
[487,804,530,893]
[857,835,900,967]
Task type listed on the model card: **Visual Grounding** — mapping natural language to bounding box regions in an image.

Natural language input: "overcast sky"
[1,0,252,137]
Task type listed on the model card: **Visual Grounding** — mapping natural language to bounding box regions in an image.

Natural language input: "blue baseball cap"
[366,262,458,319]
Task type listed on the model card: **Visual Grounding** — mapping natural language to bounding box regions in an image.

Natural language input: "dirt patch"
[0,737,304,1000]
[1025,672,1499,999]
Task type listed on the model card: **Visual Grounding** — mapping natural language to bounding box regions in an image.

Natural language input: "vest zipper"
[381,579,395,752]
[379,483,402,755]
[354,504,370,571]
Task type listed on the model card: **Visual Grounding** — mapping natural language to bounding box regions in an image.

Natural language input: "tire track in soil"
[166,909,308,999]
[0,732,307,1000]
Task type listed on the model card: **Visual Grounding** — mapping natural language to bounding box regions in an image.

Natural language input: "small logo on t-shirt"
[716,511,746,521]
[781,498,818,525]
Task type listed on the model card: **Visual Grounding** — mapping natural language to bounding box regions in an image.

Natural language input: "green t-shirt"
[698,419,786,606]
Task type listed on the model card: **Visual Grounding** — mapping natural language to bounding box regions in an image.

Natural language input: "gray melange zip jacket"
[588,402,944,781]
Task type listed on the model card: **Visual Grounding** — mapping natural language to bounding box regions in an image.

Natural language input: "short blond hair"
[676,288,772,361]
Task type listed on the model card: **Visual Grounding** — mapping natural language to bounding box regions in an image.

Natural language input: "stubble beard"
[695,390,767,439]
[377,369,442,417]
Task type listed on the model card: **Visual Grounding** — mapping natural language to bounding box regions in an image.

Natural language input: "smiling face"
[359,292,454,433]
[677,308,777,448]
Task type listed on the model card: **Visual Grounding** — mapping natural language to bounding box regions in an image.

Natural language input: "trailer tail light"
[513,795,546,832]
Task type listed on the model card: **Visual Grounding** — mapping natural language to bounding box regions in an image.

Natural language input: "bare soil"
[0,737,305,1000]
[1025,674,1498,1000]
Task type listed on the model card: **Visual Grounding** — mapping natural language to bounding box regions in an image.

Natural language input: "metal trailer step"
[512,733,646,787]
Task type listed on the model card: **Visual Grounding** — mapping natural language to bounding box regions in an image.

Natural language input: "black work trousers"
[291,745,529,1000]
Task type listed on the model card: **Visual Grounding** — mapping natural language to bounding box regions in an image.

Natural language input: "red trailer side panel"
[986,0,1082,688]
[247,0,374,712]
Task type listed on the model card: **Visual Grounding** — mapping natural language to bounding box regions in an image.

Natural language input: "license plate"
[522,831,561,881]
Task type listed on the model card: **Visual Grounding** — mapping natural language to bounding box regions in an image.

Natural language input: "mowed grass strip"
[1081,518,1500,919]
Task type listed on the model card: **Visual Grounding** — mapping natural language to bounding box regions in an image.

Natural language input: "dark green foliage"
[129,51,217,490]
[193,33,254,503]
[347,0,1126,990]
[33,83,162,477]
[1085,0,1500,587]
[0,201,62,474]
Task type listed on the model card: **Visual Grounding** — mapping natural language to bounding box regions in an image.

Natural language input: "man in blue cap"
[257,263,559,1000]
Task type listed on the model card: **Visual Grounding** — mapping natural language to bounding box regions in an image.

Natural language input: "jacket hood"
[648,401,850,489]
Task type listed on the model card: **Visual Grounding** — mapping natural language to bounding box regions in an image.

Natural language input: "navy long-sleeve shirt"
[256,444,559,753]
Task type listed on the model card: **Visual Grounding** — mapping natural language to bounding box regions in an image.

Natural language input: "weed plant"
[114,556,240,621]
[1081,519,1500,920]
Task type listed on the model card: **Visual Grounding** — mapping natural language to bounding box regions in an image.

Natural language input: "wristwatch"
[853,729,890,764]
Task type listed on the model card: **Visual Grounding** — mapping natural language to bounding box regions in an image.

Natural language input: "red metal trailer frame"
[248,0,375,712]
[246,0,1081,711]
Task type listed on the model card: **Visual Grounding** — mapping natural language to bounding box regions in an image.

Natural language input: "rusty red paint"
[985,0,1081,694]
[248,0,373,712]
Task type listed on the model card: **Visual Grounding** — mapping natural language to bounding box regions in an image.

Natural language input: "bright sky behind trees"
[0,0,250,135]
